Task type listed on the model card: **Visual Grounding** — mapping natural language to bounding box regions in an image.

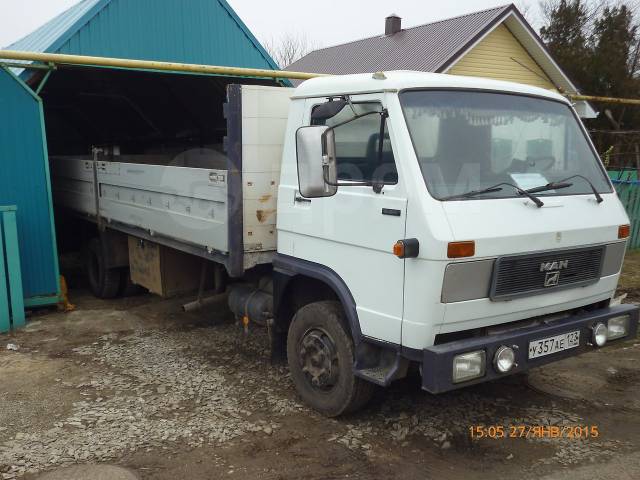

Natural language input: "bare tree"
[263,32,320,68]
[515,1,537,26]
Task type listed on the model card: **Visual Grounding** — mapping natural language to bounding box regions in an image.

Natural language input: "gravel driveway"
[0,289,638,480]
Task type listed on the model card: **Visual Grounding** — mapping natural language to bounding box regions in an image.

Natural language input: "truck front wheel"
[287,301,375,417]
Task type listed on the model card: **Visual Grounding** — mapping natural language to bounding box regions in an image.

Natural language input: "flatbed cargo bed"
[50,84,292,276]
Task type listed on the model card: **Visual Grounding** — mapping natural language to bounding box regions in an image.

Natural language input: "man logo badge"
[540,259,569,272]
[544,271,560,287]
[540,259,567,287]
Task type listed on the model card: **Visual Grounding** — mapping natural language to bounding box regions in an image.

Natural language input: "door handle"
[381,208,401,216]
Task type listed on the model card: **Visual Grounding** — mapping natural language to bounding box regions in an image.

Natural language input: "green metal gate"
[0,66,60,308]
[0,206,25,332]
[609,170,640,249]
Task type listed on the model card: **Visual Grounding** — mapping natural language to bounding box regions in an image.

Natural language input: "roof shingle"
[286,5,511,75]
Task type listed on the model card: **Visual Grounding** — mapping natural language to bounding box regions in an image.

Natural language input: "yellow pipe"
[567,94,640,106]
[5,50,640,106]
[0,49,326,81]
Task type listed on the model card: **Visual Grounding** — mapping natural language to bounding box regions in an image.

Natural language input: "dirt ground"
[1,258,639,479]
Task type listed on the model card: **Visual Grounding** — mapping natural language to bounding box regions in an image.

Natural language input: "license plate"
[528,330,580,359]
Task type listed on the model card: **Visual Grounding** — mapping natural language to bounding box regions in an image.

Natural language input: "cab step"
[354,347,409,387]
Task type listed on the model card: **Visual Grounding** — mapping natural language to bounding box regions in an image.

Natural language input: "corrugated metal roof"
[5,0,280,74]
[5,0,106,53]
[287,5,511,76]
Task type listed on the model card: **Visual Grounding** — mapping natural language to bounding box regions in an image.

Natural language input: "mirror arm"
[345,94,358,116]
[322,110,383,136]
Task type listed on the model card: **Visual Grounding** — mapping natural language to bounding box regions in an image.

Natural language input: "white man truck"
[52,71,639,417]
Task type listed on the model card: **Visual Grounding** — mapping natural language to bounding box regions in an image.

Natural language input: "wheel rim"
[298,328,339,391]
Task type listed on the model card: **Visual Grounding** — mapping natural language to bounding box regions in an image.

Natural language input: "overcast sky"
[0,0,543,51]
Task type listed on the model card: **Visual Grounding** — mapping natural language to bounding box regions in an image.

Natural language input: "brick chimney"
[385,14,402,35]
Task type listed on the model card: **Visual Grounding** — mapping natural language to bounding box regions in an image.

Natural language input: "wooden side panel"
[128,237,163,296]
[241,85,293,252]
[447,24,556,90]
[159,246,203,297]
[128,237,202,298]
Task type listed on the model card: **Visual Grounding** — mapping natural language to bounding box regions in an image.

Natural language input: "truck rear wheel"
[287,301,375,417]
[86,238,122,299]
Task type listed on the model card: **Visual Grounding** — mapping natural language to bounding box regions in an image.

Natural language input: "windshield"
[399,90,612,200]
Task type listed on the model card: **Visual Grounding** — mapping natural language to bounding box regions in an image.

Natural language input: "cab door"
[279,93,407,344]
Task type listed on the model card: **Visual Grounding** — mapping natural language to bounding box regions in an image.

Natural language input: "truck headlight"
[592,323,608,347]
[493,346,516,373]
[452,350,486,384]
[608,315,630,340]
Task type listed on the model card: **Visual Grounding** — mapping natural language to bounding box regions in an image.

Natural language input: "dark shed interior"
[33,67,278,158]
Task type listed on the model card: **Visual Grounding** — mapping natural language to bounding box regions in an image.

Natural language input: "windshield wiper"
[499,182,544,207]
[443,182,544,207]
[555,175,604,203]
[441,185,503,200]
[523,182,573,194]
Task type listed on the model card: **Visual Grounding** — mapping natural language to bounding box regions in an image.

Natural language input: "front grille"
[490,246,604,301]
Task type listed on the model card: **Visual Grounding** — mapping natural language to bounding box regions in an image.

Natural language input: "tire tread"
[287,300,375,416]
[87,238,122,299]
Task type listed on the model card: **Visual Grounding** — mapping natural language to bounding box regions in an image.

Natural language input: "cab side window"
[312,102,398,184]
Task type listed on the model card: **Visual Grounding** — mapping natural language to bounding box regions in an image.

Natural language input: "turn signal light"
[619,224,630,239]
[393,239,420,259]
[447,241,475,258]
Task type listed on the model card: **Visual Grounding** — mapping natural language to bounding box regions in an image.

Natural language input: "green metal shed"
[8,0,279,78]
[0,68,60,308]
[0,0,281,308]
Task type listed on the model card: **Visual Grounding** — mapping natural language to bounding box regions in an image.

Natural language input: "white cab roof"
[292,70,569,105]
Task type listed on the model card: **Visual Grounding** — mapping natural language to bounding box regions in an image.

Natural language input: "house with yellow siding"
[287,4,595,118]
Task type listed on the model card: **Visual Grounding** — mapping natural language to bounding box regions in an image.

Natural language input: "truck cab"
[273,71,639,415]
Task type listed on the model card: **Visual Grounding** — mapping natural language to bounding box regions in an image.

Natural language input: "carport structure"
[0,0,284,308]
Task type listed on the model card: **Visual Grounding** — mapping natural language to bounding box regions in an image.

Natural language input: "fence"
[0,206,25,333]
[608,170,640,250]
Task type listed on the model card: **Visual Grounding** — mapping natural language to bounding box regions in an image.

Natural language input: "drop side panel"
[240,85,293,255]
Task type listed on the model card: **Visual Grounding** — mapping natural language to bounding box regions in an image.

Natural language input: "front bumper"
[422,304,639,394]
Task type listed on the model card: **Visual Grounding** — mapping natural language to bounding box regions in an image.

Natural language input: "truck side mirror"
[295,126,338,198]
